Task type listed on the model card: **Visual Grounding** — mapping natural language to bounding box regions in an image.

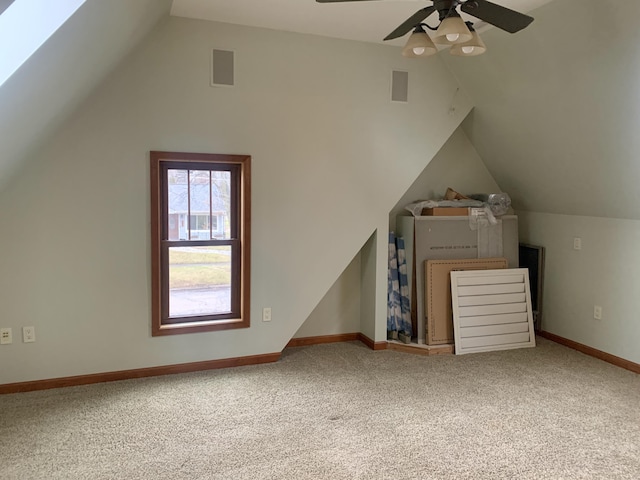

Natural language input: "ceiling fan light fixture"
[432,16,472,45]
[402,27,437,58]
[450,30,486,56]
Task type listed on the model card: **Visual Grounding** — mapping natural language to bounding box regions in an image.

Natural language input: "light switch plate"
[23,326,35,343]
[573,237,582,250]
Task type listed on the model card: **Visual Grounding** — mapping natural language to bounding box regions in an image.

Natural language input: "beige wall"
[519,212,640,364]
[0,16,472,384]
[297,124,503,341]
[441,0,640,364]
[443,0,640,219]
[293,253,361,339]
[389,125,501,230]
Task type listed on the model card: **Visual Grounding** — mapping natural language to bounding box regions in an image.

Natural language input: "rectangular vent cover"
[391,70,408,102]
[211,49,235,87]
[451,268,536,355]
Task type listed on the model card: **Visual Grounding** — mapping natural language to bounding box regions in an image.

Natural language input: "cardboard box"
[421,207,469,216]
[425,258,508,345]
[410,216,520,344]
[443,187,471,200]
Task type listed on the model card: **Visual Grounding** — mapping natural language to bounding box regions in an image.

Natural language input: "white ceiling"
[170,0,555,47]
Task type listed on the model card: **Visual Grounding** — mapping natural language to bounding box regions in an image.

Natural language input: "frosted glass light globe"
[433,16,472,45]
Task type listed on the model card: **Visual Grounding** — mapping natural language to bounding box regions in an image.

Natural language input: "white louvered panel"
[460,322,530,338]
[458,302,527,317]
[457,283,525,296]
[451,269,536,355]
[459,312,529,328]
[457,292,526,307]
[460,332,532,350]
[456,274,524,287]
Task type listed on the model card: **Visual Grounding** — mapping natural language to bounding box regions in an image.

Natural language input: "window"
[0,0,86,88]
[150,151,251,336]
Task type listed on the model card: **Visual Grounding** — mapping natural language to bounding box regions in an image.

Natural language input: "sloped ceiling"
[0,0,553,193]
[443,0,640,219]
[3,0,578,203]
[0,0,172,191]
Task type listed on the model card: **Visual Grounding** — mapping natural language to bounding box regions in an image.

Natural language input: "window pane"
[167,169,188,240]
[189,170,211,240]
[211,171,231,239]
[189,215,209,231]
[168,246,232,317]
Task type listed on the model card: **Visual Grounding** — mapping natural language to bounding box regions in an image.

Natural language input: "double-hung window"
[150,151,251,336]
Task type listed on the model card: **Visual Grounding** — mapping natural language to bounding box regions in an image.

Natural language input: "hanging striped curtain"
[388,233,412,339]
[387,233,401,336]
[396,236,412,337]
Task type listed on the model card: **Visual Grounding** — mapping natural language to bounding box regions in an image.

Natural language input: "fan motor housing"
[434,0,474,20]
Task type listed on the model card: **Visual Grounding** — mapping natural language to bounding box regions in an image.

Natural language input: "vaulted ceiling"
[5,0,633,221]
[0,0,172,191]
[0,0,556,194]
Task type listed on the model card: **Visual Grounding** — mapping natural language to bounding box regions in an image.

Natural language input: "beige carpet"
[1,337,639,479]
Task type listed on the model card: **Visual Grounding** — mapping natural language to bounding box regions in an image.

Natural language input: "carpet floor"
[1,337,639,479]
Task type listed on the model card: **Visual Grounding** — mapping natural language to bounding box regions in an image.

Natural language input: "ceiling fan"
[316,0,534,57]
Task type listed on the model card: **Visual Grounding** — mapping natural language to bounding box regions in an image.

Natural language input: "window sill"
[152,317,250,336]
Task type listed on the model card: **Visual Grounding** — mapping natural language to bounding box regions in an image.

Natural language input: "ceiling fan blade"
[384,6,437,41]
[461,0,533,33]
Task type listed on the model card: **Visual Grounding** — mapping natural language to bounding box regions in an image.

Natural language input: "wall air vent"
[211,49,235,87]
[391,70,408,103]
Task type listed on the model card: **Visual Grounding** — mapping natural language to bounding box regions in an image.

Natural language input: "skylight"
[0,0,86,88]
[0,1,16,17]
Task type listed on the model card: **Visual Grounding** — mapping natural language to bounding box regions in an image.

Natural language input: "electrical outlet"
[593,305,602,320]
[23,326,36,343]
[0,328,12,345]
[262,307,272,322]
[573,237,582,250]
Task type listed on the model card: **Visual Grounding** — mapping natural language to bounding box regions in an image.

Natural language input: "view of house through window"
[167,168,232,317]
[150,152,251,336]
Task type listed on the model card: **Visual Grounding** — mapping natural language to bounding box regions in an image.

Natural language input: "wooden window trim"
[150,151,251,336]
